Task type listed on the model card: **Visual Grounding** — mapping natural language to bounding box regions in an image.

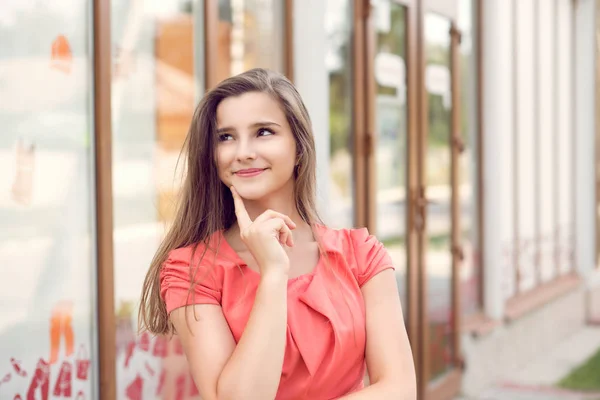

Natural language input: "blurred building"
[0,0,598,399]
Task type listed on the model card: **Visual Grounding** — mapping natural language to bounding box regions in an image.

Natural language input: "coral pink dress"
[160,225,394,400]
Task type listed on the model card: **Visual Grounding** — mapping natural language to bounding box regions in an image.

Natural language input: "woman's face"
[215,91,297,201]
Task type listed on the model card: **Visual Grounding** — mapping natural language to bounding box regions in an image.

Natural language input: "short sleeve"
[349,228,395,287]
[160,247,223,314]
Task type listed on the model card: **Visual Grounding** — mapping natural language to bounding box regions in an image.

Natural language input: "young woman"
[139,68,416,399]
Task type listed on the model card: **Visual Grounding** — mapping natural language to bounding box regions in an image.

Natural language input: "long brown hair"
[139,68,322,335]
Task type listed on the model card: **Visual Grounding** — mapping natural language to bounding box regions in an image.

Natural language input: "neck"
[244,188,302,223]
[229,184,315,242]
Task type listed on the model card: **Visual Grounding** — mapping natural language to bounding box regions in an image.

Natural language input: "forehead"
[216,92,287,127]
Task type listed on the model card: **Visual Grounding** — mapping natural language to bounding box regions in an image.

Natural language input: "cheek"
[266,139,293,161]
[286,140,298,170]
[272,142,297,175]
[216,147,232,177]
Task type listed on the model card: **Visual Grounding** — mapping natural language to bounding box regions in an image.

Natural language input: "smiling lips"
[234,168,266,177]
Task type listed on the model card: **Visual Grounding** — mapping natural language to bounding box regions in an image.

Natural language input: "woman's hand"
[230,186,296,277]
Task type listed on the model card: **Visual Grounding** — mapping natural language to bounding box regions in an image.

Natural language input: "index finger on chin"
[230,186,252,228]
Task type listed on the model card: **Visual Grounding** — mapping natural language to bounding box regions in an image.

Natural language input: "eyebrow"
[216,121,281,134]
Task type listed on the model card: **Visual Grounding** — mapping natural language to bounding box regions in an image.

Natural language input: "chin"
[233,184,273,201]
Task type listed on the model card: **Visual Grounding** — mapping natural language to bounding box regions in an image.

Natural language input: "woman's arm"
[171,270,288,400]
[340,269,417,400]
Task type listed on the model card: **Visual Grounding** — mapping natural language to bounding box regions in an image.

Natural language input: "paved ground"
[455,326,600,400]
[465,384,600,400]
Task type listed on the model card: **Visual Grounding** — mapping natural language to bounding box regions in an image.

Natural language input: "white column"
[575,0,597,280]
[515,0,536,292]
[293,0,330,217]
[537,0,556,282]
[482,0,514,319]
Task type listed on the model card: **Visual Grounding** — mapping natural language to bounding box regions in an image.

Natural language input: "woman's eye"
[258,128,275,137]
[218,134,233,142]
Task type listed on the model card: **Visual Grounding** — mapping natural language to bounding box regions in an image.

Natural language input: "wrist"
[260,268,289,285]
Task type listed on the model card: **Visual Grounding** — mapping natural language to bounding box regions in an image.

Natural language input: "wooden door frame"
[353,0,370,229]
[354,0,464,398]
[204,0,219,89]
[93,0,116,398]
[405,2,423,397]
[354,0,424,395]
[420,1,463,398]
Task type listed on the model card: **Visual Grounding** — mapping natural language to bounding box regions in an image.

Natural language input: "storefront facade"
[460,0,595,396]
[0,1,98,399]
[0,0,593,399]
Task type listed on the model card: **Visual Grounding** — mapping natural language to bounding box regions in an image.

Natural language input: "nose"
[235,136,257,162]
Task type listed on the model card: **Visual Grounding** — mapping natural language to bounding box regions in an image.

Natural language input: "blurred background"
[1,0,599,399]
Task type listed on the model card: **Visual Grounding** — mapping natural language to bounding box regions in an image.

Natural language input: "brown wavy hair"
[138,68,323,335]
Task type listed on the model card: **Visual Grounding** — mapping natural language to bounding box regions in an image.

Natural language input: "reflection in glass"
[457,0,481,315]
[326,0,354,228]
[0,1,96,397]
[373,1,408,317]
[111,1,199,398]
[217,0,285,83]
[424,13,454,381]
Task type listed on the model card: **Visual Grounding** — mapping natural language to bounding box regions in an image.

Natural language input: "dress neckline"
[215,228,326,284]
